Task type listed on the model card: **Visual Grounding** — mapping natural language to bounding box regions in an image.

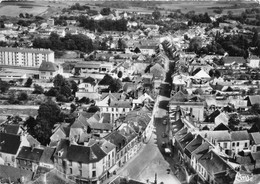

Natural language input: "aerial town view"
[0,0,260,184]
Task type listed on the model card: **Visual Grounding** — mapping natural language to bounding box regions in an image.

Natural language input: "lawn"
[0,5,48,16]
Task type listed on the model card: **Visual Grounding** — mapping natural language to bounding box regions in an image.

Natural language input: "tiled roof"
[3,124,20,134]
[223,56,246,64]
[0,132,20,154]
[39,62,58,72]
[110,101,132,108]
[105,131,127,150]
[199,150,232,176]
[17,146,44,162]
[101,93,122,101]
[231,131,250,141]
[248,95,260,105]
[89,122,113,130]
[251,151,260,161]
[98,140,116,154]
[39,147,55,164]
[200,130,231,142]
[179,132,194,150]
[184,135,203,158]
[192,142,210,160]
[250,132,260,145]
[66,143,106,164]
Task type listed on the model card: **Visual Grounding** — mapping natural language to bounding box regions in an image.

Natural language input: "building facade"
[0,47,54,68]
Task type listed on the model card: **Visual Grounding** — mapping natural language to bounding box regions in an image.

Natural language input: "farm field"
[0,3,48,16]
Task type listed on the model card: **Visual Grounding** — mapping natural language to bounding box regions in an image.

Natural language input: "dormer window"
[58,149,64,157]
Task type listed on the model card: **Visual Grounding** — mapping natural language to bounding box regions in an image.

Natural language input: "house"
[197,149,233,184]
[251,151,260,169]
[215,112,229,126]
[39,147,55,170]
[175,130,194,162]
[138,45,156,56]
[69,114,92,144]
[104,131,127,168]
[250,132,260,153]
[2,124,23,135]
[149,63,165,79]
[16,146,44,172]
[169,92,204,121]
[97,93,132,123]
[54,140,108,184]
[231,131,250,155]
[248,55,260,68]
[184,134,204,165]
[223,56,246,67]
[97,140,117,177]
[50,123,70,145]
[245,95,260,106]
[39,62,63,80]
[199,131,232,156]
[190,140,211,172]
[0,132,30,167]
[4,21,13,28]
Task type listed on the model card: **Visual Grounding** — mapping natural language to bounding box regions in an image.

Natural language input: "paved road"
[119,127,181,184]
[107,82,181,184]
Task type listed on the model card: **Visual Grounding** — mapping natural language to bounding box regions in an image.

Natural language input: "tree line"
[33,32,94,54]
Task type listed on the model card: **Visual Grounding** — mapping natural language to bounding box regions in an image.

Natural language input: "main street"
[107,81,181,184]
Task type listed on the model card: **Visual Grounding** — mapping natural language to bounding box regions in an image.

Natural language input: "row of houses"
[0,105,152,183]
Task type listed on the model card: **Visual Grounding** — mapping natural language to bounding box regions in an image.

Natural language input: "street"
[107,81,181,184]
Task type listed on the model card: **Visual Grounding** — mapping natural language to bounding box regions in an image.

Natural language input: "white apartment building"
[0,47,54,68]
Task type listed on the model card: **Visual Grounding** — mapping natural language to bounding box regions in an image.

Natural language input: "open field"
[0,1,258,18]
[0,2,49,16]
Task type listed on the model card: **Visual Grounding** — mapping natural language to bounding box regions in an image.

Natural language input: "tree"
[117,71,123,78]
[252,30,259,47]
[37,100,61,125]
[87,105,100,113]
[0,79,10,93]
[100,7,111,16]
[251,103,260,114]
[228,114,240,130]
[118,38,127,50]
[53,74,66,87]
[70,80,78,95]
[19,13,24,18]
[152,10,161,20]
[32,84,44,94]
[24,77,33,87]
[188,37,203,53]
[24,116,37,136]
[109,79,122,92]
[18,92,28,101]
[99,74,114,85]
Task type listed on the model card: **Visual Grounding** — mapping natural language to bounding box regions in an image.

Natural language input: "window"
[70,168,73,174]
[79,170,82,176]
[112,151,114,158]
[237,142,239,146]
[224,143,227,148]
[92,171,96,177]
[68,161,72,166]
[79,162,82,168]
[245,142,248,148]
[232,142,235,147]
[92,163,96,169]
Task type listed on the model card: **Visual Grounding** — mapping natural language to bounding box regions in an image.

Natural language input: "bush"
[18,92,28,101]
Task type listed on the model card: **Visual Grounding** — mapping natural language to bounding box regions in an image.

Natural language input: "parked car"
[163,120,167,125]
[162,132,167,138]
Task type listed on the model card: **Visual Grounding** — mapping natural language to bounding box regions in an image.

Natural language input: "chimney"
[210,151,213,160]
